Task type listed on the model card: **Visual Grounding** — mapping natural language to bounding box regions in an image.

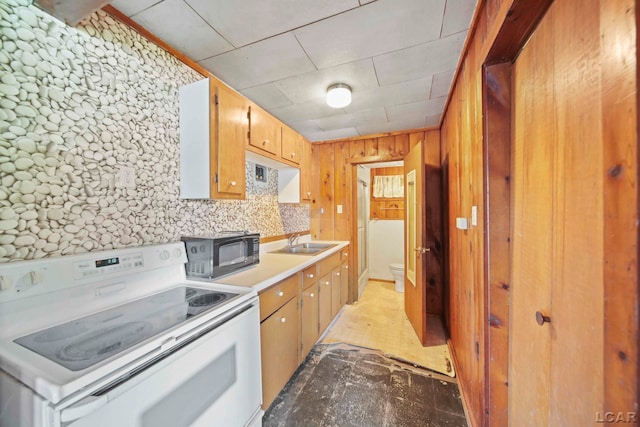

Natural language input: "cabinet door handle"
[263,139,269,145]
[309,293,314,298]
[280,317,286,323]
[291,152,296,158]
[336,272,340,276]
[277,291,284,297]
[344,266,348,269]
[307,191,311,196]
[307,273,314,278]
[535,311,551,325]
[229,181,237,186]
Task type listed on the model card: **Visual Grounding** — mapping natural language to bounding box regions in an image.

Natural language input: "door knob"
[414,247,431,254]
[535,311,551,325]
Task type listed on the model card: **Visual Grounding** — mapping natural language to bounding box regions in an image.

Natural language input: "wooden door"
[300,282,319,360]
[509,14,554,424]
[508,0,637,423]
[248,104,280,156]
[215,83,246,198]
[318,272,332,334]
[404,142,428,344]
[281,126,301,164]
[260,297,299,409]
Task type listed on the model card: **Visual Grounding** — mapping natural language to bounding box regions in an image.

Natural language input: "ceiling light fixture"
[326,83,352,108]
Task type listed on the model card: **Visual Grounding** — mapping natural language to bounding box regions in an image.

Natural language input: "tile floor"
[264,343,467,427]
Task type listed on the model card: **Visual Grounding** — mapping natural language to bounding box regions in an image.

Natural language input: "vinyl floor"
[264,281,466,426]
[263,343,467,427]
[323,280,454,377]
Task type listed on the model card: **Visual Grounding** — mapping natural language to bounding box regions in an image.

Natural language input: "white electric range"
[0,242,262,427]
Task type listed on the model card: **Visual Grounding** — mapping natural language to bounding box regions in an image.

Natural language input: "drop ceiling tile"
[430,69,456,99]
[441,0,477,37]
[198,33,316,90]
[294,0,446,69]
[241,84,293,110]
[314,108,387,131]
[386,97,446,122]
[343,76,432,113]
[356,116,426,136]
[185,0,359,47]
[425,114,441,127]
[374,31,467,85]
[304,128,360,142]
[126,0,233,61]
[274,59,378,105]
[270,97,345,124]
[288,120,324,134]
[110,0,160,16]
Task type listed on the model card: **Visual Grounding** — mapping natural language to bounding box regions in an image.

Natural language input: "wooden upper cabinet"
[300,138,313,202]
[281,126,301,164]
[178,78,246,200]
[214,83,247,198]
[248,104,281,157]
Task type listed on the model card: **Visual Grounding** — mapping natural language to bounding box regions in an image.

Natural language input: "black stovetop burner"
[15,286,239,371]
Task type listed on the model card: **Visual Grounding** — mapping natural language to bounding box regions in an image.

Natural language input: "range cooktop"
[14,286,238,371]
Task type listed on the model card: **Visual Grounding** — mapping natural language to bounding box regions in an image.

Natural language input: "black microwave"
[181,232,260,279]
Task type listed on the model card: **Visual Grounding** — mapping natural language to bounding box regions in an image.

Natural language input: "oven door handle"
[60,394,109,422]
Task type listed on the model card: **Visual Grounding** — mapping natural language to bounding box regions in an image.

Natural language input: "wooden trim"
[346,154,405,164]
[260,231,310,244]
[102,5,210,78]
[485,0,554,65]
[482,62,512,427]
[447,337,475,427]
[600,0,638,415]
[312,126,439,145]
[437,0,483,130]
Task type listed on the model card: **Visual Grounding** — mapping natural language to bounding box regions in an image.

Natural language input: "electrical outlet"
[118,167,136,189]
[471,205,478,226]
[337,205,343,214]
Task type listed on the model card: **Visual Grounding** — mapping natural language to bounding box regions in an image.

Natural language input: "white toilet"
[389,263,404,293]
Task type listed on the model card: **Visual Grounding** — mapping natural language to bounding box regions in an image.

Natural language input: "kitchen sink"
[270,242,337,255]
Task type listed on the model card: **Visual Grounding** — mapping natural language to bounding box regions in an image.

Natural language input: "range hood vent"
[33,0,112,26]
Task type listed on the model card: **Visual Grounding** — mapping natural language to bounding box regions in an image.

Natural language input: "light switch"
[471,206,478,226]
[456,217,469,230]
[337,205,343,214]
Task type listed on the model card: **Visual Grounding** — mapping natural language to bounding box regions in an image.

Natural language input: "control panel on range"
[73,252,144,279]
[0,242,187,302]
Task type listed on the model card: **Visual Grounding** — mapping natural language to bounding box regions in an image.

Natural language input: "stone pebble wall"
[0,0,309,262]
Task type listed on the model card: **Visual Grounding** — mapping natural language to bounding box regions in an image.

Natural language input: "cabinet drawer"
[302,264,318,288]
[341,247,349,263]
[318,252,341,278]
[259,274,299,321]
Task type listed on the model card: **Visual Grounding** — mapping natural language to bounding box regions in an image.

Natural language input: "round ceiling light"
[326,83,352,108]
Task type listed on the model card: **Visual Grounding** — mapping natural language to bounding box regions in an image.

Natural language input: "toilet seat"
[389,263,403,270]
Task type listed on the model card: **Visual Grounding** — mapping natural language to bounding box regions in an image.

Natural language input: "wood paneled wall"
[370,166,404,220]
[441,0,638,425]
[310,129,437,304]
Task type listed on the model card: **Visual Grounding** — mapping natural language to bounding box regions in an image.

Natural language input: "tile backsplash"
[0,0,309,262]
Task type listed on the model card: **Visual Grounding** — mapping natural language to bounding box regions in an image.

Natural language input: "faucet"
[287,233,300,248]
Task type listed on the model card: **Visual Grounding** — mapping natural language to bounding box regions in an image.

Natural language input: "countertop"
[209,239,349,293]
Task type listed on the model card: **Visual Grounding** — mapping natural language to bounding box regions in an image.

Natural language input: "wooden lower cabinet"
[258,246,350,410]
[318,272,332,334]
[260,296,299,410]
[330,267,341,319]
[340,261,349,306]
[300,282,319,360]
